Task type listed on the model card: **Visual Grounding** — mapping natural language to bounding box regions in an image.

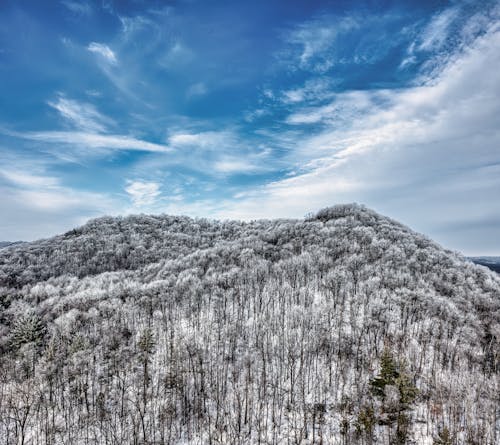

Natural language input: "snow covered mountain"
[0,204,498,444]
[469,257,500,274]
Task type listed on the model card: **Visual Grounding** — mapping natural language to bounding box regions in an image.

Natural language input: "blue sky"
[0,0,499,254]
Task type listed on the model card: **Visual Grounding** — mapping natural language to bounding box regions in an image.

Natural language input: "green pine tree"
[370,348,419,445]
[356,405,376,443]
[434,426,454,445]
[395,362,418,408]
[370,347,399,398]
[10,312,46,351]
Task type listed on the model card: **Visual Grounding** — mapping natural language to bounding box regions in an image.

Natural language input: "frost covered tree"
[0,204,498,444]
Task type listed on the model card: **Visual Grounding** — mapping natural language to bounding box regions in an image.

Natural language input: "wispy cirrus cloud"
[119,14,155,39]
[400,6,460,69]
[279,12,412,74]
[48,96,114,133]
[167,129,274,174]
[285,90,379,125]
[418,7,460,51]
[281,78,335,104]
[280,16,356,72]
[87,42,117,64]
[2,95,172,156]
[399,3,494,70]
[10,130,172,153]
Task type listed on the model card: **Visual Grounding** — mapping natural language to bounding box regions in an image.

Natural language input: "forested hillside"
[0,204,498,444]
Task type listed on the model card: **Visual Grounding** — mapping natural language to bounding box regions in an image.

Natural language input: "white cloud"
[125,181,161,206]
[166,130,275,175]
[0,165,117,240]
[212,159,263,174]
[15,189,105,211]
[286,90,380,125]
[284,18,351,72]
[48,96,114,133]
[168,131,229,149]
[281,78,335,104]
[281,13,407,73]
[0,168,112,211]
[9,130,172,154]
[212,23,500,254]
[400,6,466,69]
[119,15,153,37]
[418,7,459,51]
[0,186,114,240]
[0,170,59,188]
[87,42,117,64]
[244,108,270,123]
[292,26,337,71]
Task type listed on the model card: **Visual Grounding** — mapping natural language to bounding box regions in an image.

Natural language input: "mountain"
[0,241,24,249]
[0,204,498,444]
[469,256,500,274]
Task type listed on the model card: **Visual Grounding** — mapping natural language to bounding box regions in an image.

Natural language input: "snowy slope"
[0,204,498,444]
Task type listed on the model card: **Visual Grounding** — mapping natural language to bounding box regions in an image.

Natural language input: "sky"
[0,0,499,255]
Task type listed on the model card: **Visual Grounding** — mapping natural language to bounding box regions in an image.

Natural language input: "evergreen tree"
[395,361,418,408]
[356,405,376,444]
[9,312,46,351]
[370,347,399,398]
[434,426,454,445]
[370,348,418,444]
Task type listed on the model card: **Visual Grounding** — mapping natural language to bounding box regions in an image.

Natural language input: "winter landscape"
[0,205,499,444]
[1,1,500,444]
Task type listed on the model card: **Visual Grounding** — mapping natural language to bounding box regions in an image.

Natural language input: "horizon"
[1,203,499,259]
[1,0,500,255]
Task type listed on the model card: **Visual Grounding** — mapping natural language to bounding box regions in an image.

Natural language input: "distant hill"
[0,204,498,444]
[469,256,500,274]
[0,241,25,249]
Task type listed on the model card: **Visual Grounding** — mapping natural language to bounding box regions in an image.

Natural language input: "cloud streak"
[418,7,460,51]
[48,96,114,133]
[10,130,172,153]
[87,42,117,64]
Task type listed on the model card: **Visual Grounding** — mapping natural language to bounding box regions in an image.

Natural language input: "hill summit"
[0,204,498,444]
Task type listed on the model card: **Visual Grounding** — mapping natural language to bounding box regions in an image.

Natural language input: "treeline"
[0,204,498,444]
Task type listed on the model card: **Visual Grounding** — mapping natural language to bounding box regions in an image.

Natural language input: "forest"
[0,204,498,444]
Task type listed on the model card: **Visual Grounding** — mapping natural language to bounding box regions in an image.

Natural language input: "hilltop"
[0,204,498,444]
